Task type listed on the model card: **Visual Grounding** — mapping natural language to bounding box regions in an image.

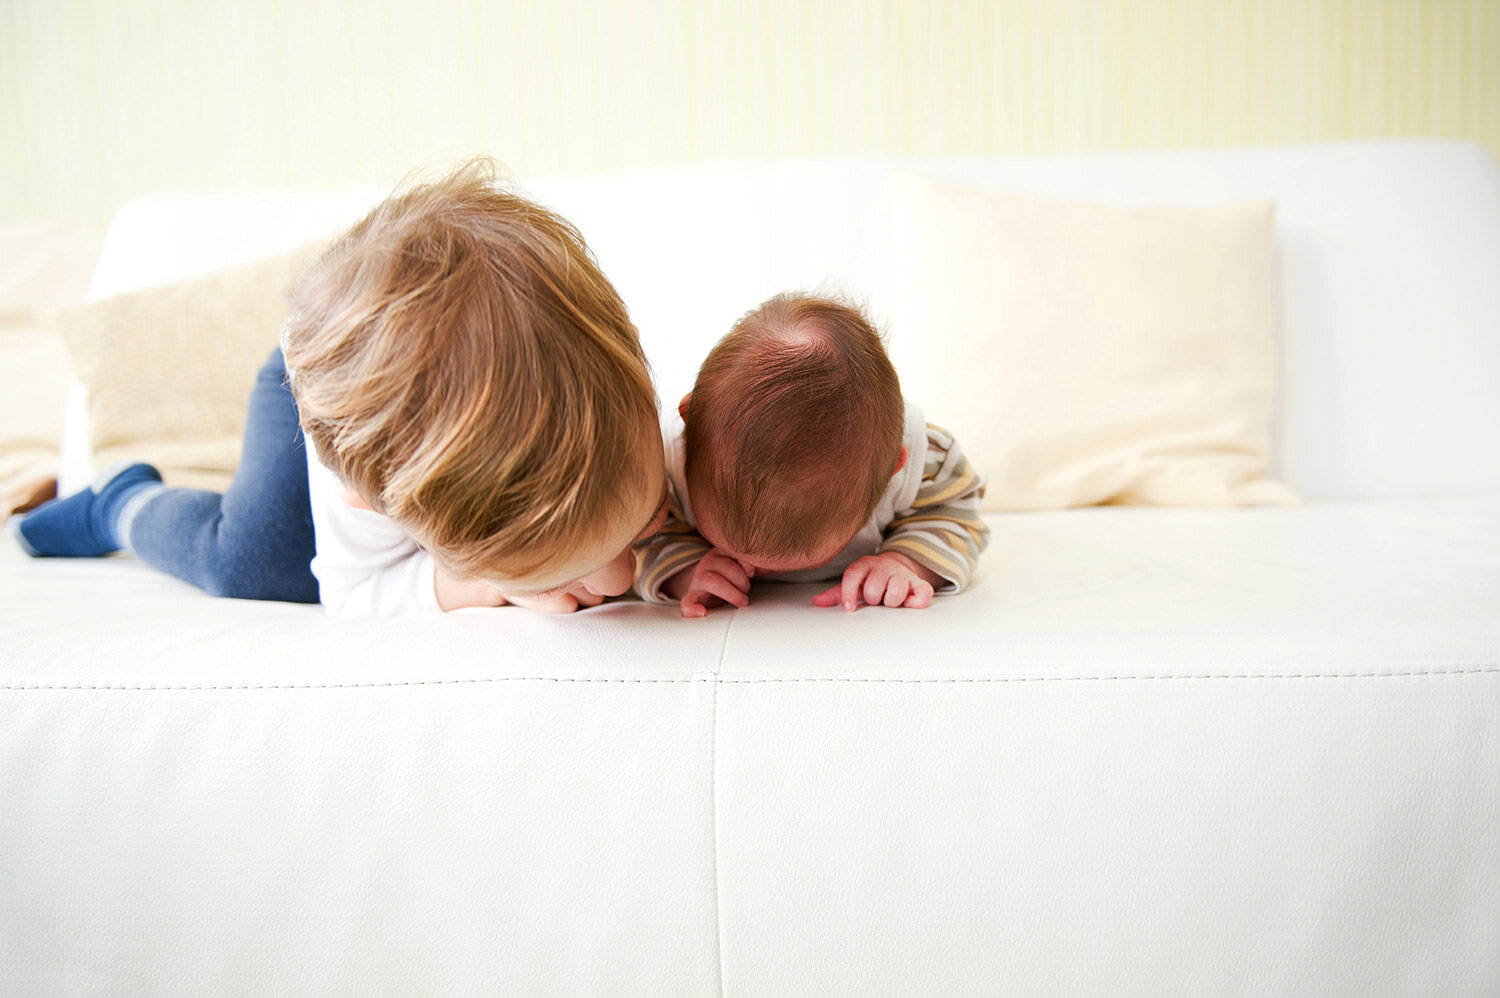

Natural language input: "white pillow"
[0,221,102,509]
[864,173,1296,510]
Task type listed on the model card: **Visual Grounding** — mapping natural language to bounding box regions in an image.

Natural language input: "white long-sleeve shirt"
[304,441,441,617]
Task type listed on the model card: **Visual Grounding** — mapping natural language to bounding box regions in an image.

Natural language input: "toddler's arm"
[305,452,443,616]
[309,447,596,615]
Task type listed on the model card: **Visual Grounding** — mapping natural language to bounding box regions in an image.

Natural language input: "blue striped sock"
[8,462,164,558]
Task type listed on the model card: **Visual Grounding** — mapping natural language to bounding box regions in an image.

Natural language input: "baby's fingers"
[679,594,712,618]
[903,577,936,609]
[703,572,751,608]
[681,573,749,617]
[879,573,910,608]
[837,563,873,612]
[811,584,844,607]
[680,588,724,618]
[703,554,753,594]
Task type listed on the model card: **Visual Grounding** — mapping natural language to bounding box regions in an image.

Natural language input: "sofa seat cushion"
[3,496,1496,994]
[3,496,1494,682]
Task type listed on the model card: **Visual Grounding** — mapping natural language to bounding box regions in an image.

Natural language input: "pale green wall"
[4,0,1497,223]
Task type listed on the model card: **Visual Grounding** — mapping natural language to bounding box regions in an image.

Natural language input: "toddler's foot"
[8,462,163,557]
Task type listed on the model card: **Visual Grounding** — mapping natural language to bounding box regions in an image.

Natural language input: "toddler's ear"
[893,446,908,476]
[678,392,692,421]
[340,484,373,511]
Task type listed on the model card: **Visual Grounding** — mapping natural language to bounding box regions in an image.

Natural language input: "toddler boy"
[12,161,667,616]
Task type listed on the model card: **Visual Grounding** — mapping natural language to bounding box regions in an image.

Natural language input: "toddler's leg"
[9,348,319,603]
[123,347,319,603]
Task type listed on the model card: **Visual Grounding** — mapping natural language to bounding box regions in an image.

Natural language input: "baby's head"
[284,159,663,597]
[682,293,904,572]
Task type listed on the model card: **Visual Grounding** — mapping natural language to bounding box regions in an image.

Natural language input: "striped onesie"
[634,400,989,604]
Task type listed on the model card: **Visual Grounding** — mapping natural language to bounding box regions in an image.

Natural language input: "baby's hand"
[676,549,755,618]
[812,552,938,611]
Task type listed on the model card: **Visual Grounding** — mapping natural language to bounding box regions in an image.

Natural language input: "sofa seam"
[4,665,1498,692]
[710,616,732,998]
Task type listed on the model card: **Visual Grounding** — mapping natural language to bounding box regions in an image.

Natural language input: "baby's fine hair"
[683,292,904,561]
[283,158,658,582]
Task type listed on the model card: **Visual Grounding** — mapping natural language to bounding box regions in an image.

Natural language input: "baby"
[635,292,988,616]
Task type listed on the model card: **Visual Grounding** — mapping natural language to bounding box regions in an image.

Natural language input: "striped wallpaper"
[3,0,1497,224]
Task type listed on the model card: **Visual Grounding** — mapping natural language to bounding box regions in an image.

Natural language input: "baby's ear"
[678,392,692,421]
[892,446,908,476]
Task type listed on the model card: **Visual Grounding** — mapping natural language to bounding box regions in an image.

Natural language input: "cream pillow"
[59,243,325,491]
[865,173,1296,510]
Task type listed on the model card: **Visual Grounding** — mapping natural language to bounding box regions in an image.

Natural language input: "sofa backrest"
[86,141,1500,503]
[529,141,1500,504]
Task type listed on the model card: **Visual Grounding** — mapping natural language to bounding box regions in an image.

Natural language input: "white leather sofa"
[3,141,1498,996]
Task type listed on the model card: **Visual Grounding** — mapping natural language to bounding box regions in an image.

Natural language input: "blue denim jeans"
[128,347,319,603]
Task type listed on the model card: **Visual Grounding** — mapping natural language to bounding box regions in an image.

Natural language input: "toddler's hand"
[436,566,606,614]
[434,569,510,612]
[677,549,755,618]
[812,552,938,611]
[506,586,607,614]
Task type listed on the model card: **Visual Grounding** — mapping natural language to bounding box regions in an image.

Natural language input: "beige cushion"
[59,243,325,491]
[0,222,103,514]
[867,173,1296,510]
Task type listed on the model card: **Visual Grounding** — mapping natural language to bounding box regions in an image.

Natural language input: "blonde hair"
[284,159,658,582]
[683,293,904,561]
